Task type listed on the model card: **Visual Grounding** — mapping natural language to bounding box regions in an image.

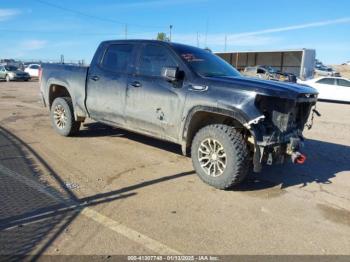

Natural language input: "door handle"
[90,75,100,81]
[130,81,142,88]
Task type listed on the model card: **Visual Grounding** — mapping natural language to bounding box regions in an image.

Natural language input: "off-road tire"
[5,75,10,82]
[50,97,80,136]
[191,124,250,190]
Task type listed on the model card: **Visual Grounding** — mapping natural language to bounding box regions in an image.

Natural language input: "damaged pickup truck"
[40,40,318,189]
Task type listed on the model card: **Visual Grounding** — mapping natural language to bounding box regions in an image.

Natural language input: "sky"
[0,0,349,64]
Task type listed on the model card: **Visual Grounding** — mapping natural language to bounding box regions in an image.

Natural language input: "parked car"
[298,77,350,103]
[0,65,31,82]
[243,65,297,83]
[314,65,340,77]
[25,64,41,78]
[40,40,318,190]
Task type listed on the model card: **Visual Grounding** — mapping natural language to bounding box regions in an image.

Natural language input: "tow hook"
[291,151,306,164]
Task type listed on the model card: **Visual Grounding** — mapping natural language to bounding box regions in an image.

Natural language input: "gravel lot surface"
[0,81,349,257]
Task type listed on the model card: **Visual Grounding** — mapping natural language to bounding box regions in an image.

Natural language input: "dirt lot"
[0,81,349,257]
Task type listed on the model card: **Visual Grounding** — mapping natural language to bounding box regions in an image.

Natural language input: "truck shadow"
[236,139,350,191]
[80,122,182,155]
[80,122,350,191]
[0,125,192,260]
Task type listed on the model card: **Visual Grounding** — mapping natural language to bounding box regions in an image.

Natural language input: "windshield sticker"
[181,53,204,62]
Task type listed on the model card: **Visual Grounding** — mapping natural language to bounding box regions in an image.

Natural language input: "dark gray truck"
[40,40,318,190]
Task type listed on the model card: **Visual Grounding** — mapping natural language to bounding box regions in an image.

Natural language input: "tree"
[156,32,169,41]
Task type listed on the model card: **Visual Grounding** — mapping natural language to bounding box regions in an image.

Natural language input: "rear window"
[101,44,133,73]
[316,78,335,85]
[337,79,350,87]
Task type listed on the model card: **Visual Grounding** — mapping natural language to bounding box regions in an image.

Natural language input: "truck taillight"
[38,67,42,82]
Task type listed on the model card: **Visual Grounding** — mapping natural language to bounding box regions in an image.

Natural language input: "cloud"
[0,9,21,21]
[19,40,48,50]
[230,17,350,38]
[110,0,208,8]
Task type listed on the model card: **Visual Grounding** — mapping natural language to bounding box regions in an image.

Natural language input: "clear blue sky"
[0,0,349,64]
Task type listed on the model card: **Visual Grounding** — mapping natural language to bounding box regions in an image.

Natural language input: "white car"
[24,64,41,78]
[298,77,350,103]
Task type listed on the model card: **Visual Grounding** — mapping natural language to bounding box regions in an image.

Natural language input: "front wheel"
[50,97,81,136]
[5,75,10,82]
[191,124,250,190]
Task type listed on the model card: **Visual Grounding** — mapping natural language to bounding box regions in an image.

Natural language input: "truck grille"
[255,95,316,134]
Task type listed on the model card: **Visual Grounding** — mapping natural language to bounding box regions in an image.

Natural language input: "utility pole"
[224,34,227,52]
[124,24,128,39]
[196,32,199,47]
[169,25,173,42]
[205,18,208,47]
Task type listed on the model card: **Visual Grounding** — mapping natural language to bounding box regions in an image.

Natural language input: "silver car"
[0,65,31,82]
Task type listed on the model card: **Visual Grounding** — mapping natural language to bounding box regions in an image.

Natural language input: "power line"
[34,0,166,29]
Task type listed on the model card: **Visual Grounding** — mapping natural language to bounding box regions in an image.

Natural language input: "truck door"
[86,43,135,125]
[125,43,186,141]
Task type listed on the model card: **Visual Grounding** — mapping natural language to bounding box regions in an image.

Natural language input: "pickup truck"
[40,40,318,190]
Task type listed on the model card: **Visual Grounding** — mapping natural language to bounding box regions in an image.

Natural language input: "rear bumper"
[39,91,46,107]
[11,76,31,81]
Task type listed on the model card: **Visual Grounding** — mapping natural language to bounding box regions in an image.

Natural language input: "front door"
[86,43,135,125]
[125,44,186,141]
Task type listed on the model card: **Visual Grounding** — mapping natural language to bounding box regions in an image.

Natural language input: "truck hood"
[206,76,318,99]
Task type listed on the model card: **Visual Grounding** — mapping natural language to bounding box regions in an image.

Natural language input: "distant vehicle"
[25,64,41,78]
[0,65,31,82]
[40,40,318,190]
[298,77,350,103]
[243,65,297,83]
[342,61,350,66]
[314,65,340,77]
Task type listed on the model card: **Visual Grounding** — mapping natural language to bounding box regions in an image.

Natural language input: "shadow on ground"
[0,125,192,260]
[81,122,350,192]
[237,138,350,191]
[80,122,182,155]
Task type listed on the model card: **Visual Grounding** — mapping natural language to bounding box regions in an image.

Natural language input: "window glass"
[257,68,266,74]
[31,65,39,69]
[173,44,240,77]
[316,78,335,85]
[101,44,133,73]
[337,79,350,87]
[138,45,177,77]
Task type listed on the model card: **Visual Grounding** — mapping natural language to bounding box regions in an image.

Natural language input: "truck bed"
[40,63,89,118]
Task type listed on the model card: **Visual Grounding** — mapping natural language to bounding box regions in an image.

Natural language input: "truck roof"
[100,39,195,50]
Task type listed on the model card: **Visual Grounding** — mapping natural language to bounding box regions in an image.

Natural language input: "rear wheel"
[5,75,10,82]
[191,124,250,189]
[50,97,81,136]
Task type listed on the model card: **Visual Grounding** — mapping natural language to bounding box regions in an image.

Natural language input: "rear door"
[313,78,337,100]
[335,78,350,102]
[86,43,136,125]
[125,43,186,141]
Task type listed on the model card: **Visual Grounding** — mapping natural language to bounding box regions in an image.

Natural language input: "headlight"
[8,72,15,77]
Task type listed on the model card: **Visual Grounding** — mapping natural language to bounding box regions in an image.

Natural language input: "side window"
[101,44,133,73]
[31,65,39,69]
[257,68,266,74]
[138,44,177,77]
[316,78,335,85]
[0,66,3,71]
[337,79,350,87]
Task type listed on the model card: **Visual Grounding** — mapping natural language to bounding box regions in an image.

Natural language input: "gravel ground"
[0,81,349,257]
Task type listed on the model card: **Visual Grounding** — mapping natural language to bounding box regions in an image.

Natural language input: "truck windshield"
[173,45,241,78]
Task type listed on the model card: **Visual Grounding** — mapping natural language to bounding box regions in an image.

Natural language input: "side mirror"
[161,67,183,82]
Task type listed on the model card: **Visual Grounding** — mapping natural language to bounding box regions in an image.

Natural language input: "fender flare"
[180,105,258,153]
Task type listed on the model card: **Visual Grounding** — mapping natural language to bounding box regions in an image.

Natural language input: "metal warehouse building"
[215,49,316,80]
